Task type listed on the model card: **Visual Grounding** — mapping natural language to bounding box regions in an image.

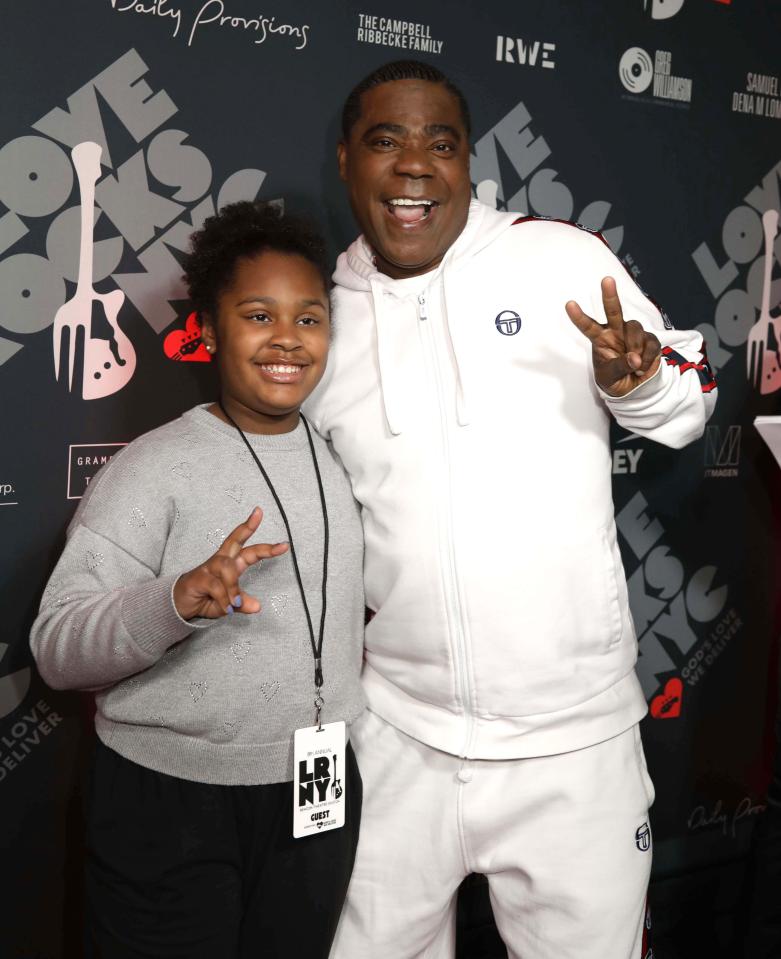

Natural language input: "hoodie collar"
[334,200,519,435]
[335,199,515,292]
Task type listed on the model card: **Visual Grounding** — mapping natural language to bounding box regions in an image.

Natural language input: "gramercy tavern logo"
[0,643,31,720]
[644,0,685,19]
[619,48,654,93]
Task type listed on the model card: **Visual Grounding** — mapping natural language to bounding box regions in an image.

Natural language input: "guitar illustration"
[53,141,136,400]
[747,208,780,395]
[331,753,342,800]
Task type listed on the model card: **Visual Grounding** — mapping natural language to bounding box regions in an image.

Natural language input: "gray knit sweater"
[30,405,366,785]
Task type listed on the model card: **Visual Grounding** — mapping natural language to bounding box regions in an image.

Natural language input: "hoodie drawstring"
[370,259,473,435]
[370,277,407,436]
[335,201,519,436]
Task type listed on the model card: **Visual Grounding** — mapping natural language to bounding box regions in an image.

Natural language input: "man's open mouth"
[385,198,438,225]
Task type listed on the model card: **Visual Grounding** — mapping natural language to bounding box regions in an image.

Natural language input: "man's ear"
[337,141,348,183]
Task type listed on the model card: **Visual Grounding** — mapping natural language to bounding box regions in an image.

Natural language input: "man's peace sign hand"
[565,276,661,397]
[173,507,288,621]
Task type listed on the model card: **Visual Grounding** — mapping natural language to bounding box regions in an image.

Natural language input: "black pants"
[85,739,362,959]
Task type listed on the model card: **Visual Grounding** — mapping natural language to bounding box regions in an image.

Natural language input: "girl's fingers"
[203,571,235,616]
[211,555,243,602]
[219,507,264,558]
[235,590,261,615]
[240,542,289,567]
[207,552,272,615]
[178,527,285,618]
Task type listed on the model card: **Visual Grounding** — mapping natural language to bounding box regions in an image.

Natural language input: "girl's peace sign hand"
[173,507,288,621]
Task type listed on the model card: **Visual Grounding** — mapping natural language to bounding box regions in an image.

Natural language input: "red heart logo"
[650,677,683,719]
[163,312,211,362]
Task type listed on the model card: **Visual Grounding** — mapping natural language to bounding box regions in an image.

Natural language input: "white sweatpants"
[332,709,655,959]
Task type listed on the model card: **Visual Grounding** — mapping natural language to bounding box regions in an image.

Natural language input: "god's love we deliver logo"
[0,643,64,786]
[616,492,739,721]
[0,48,272,401]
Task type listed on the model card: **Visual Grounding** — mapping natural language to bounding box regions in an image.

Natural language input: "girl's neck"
[208,399,300,435]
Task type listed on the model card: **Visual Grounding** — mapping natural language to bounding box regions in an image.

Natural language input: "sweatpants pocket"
[632,723,656,809]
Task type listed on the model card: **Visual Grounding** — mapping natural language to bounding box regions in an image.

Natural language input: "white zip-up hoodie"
[305,200,716,759]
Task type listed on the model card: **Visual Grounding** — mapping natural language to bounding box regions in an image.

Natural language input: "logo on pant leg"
[635,821,651,851]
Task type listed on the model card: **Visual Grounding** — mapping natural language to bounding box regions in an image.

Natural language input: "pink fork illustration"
[747,208,780,394]
[53,142,136,400]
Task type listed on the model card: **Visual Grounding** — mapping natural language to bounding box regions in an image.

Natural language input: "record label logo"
[620,48,654,93]
[644,0,685,19]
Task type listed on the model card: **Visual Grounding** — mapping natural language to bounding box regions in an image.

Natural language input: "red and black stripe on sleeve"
[661,344,716,393]
[511,216,676,330]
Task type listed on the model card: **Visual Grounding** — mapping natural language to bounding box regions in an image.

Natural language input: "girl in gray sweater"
[30,202,365,958]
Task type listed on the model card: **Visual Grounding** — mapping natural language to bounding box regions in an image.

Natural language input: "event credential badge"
[293,721,346,838]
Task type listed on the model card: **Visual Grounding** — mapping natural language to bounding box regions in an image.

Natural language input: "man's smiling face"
[337,79,471,279]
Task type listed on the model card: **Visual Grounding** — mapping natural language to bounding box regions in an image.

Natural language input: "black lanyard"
[218,403,329,725]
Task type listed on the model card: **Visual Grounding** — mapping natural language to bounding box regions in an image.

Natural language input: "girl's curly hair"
[182,201,330,318]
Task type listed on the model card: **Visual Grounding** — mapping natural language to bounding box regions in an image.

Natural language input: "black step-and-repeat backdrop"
[1,2,780,956]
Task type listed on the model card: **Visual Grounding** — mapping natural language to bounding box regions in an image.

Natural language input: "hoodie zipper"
[417,290,474,753]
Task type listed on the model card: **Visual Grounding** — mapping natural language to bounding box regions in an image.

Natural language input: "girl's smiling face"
[201,250,330,434]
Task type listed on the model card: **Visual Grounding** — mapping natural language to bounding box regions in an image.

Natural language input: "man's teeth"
[262,364,302,373]
[387,198,435,206]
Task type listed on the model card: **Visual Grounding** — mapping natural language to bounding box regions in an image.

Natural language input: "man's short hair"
[341,59,471,140]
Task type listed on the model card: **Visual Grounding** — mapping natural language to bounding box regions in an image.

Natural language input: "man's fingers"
[601,276,625,333]
[622,321,661,376]
[565,300,604,342]
[600,354,637,388]
[638,333,662,374]
[220,507,264,557]
[622,319,646,356]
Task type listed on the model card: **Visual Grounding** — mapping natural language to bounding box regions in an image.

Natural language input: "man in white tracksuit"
[305,60,716,959]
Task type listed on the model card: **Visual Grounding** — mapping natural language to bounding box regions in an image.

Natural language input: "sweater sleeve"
[30,446,202,692]
[584,234,717,449]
